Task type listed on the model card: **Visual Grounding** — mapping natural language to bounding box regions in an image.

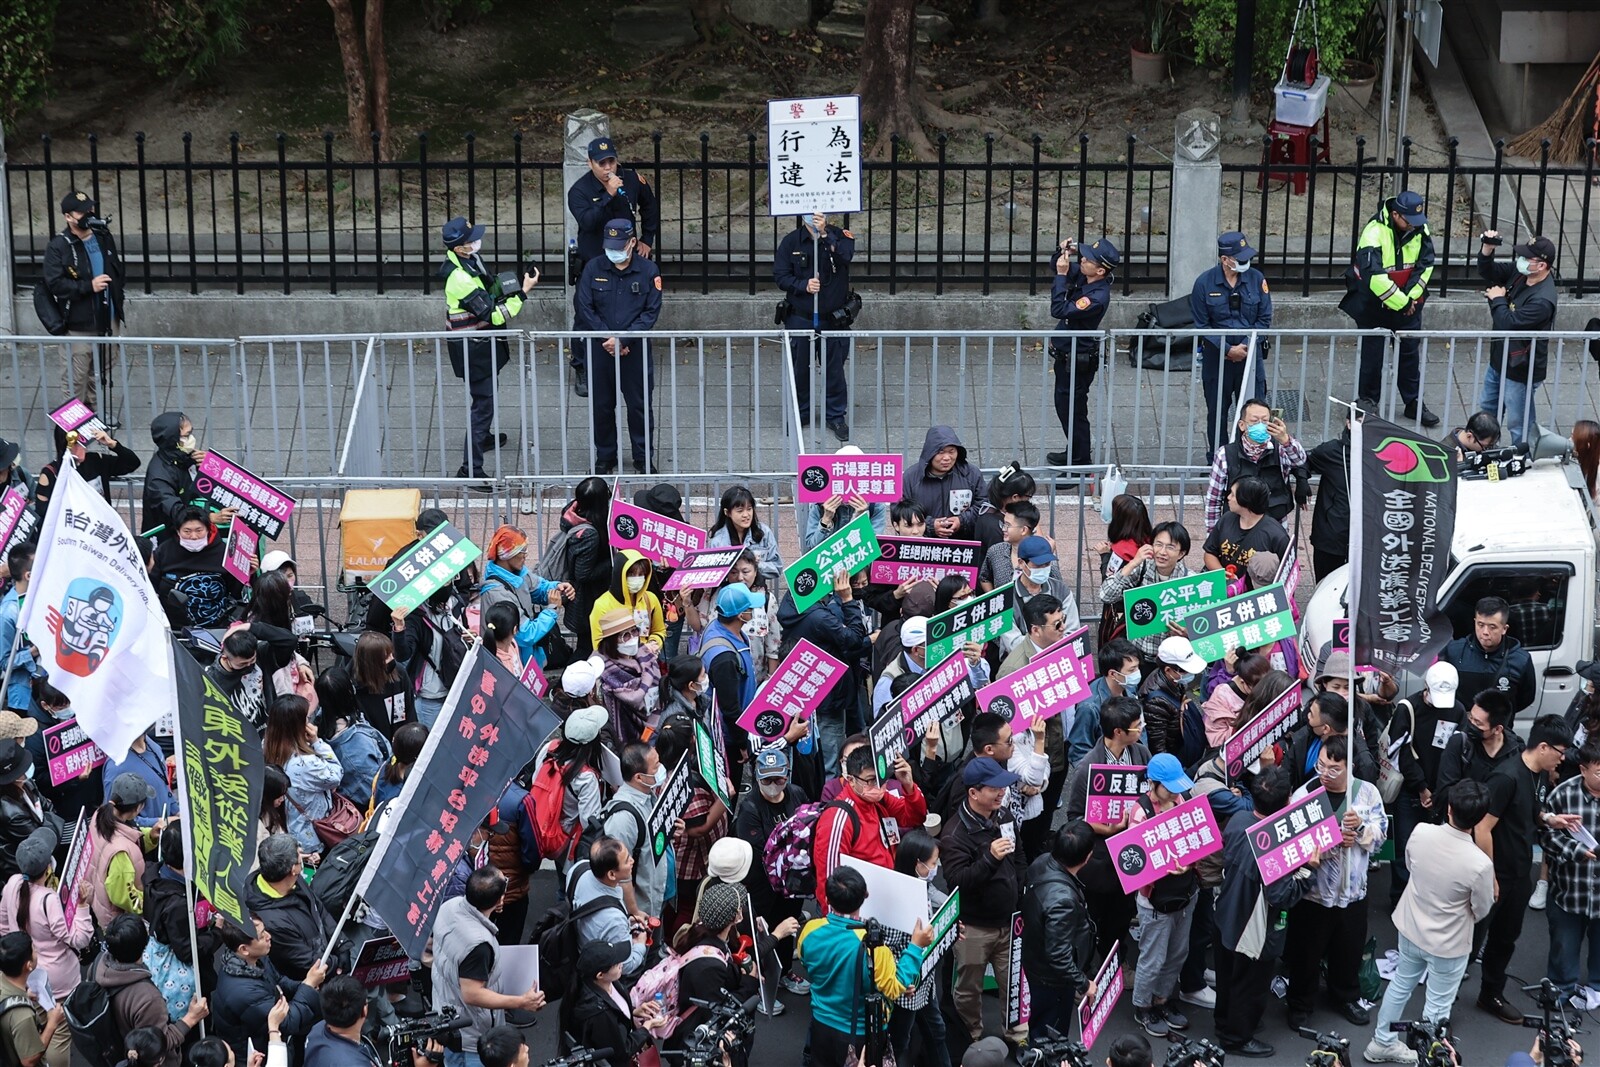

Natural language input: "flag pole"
[318,892,363,971]
[167,638,206,1036]
[1344,402,1364,740]
[0,445,76,706]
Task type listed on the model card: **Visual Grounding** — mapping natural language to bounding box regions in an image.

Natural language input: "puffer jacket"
[245,873,346,980]
[904,425,987,538]
[588,548,666,650]
[211,949,320,1065]
[141,412,198,535]
[1020,853,1095,993]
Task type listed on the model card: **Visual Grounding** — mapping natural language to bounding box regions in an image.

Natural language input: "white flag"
[16,457,172,762]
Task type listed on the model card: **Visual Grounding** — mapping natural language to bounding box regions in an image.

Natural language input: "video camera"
[1522,979,1584,1067]
[378,1007,469,1067]
[540,1049,614,1067]
[1016,1026,1090,1067]
[659,992,759,1067]
[1391,1019,1458,1067]
[1296,1026,1352,1067]
[1163,1037,1226,1067]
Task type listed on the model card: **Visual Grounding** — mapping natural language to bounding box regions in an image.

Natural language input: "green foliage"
[1183,0,1376,83]
[138,0,250,80]
[0,0,58,121]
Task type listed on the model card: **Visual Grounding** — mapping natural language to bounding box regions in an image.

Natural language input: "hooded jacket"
[904,426,987,539]
[153,522,239,627]
[245,873,345,980]
[561,501,613,655]
[478,559,560,666]
[89,955,193,1067]
[141,413,199,536]
[1215,806,1311,961]
[1019,853,1095,993]
[212,950,320,1065]
[1440,631,1537,714]
[588,549,666,650]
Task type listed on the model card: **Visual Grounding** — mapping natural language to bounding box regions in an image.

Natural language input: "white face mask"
[626,575,646,594]
[1028,566,1052,585]
[920,860,940,881]
[465,240,482,256]
[744,607,769,638]
[759,780,786,801]
[653,764,668,788]
[1515,255,1533,275]
[179,536,208,553]
[176,434,198,454]
[605,247,630,264]
[617,636,640,657]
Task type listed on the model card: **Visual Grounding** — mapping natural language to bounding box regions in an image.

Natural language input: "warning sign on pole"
[766,96,863,217]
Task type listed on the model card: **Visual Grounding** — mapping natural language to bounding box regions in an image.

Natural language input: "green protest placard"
[371,521,482,612]
[1184,582,1298,662]
[693,718,732,812]
[921,889,962,972]
[1122,568,1228,640]
[783,510,882,613]
[926,583,1016,663]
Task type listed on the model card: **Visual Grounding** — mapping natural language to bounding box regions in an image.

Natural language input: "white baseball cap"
[260,550,295,573]
[1157,635,1207,674]
[1424,661,1459,706]
[901,616,929,649]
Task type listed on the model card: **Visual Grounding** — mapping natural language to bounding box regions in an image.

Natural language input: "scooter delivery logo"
[1371,437,1452,483]
[43,578,123,677]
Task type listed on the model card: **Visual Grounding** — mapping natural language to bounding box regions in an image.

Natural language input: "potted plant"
[1332,0,1383,113]
[1132,0,1174,85]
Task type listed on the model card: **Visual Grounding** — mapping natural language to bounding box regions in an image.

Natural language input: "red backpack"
[527,742,588,861]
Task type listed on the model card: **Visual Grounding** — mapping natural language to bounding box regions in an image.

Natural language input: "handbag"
[290,789,364,849]
[142,937,197,1022]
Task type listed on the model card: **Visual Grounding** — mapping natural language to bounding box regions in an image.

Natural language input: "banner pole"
[318,892,362,971]
[167,653,206,1037]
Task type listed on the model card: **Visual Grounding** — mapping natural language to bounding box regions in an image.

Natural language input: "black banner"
[171,633,264,929]
[1350,415,1458,671]
[355,645,544,959]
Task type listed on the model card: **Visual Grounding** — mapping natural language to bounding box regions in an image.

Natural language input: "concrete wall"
[1448,0,1595,134]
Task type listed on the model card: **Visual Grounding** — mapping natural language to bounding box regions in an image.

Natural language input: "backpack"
[573,797,649,875]
[142,937,196,1022]
[32,285,67,335]
[310,817,385,917]
[539,521,592,587]
[763,800,861,899]
[529,894,626,1002]
[527,743,589,862]
[628,944,729,1039]
[63,976,125,1067]
[0,995,34,1067]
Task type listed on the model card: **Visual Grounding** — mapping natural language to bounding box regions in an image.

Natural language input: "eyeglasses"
[852,774,881,788]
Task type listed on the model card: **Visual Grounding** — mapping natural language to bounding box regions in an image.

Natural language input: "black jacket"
[34,443,142,518]
[1306,432,1351,554]
[42,225,127,333]
[940,801,1025,928]
[141,412,199,536]
[562,501,612,656]
[1284,721,1380,791]
[558,981,651,1067]
[775,594,871,726]
[1440,632,1537,714]
[775,222,856,327]
[145,866,224,988]
[212,950,321,1064]
[732,783,806,913]
[1019,854,1095,993]
[245,876,346,980]
[0,782,58,883]
[1479,253,1559,384]
[1435,726,1525,801]
[567,168,661,262]
[1392,690,1468,797]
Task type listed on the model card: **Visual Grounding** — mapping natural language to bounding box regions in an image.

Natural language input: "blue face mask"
[605,247,630,264]
[1245,422,1270,445]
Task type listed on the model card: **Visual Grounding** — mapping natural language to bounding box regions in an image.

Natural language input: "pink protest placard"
[519,657,549,699]
[1078,941,1123,1050]
[1222,685,1300,780]
[607,501,707,569]
[1248,786,1341,885]
[47,398,107,439]
[662,547,744,592]
[195,450,296,539]
[1106,794,1224,893]
[1084,764,1147,824]
[867,537,981,587]
[0,487,37,557]
[974,626,1094,736]
[797,453,904,504]
[60,814,92,929]
[736,639,848,741]
[43,718,106,787]
[222,522,259,585]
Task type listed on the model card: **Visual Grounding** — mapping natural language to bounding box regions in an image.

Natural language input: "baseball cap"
[260,550,295,574]
[962,755,1021,789]
[754,747,791,780]
[900,616,929,649]
[1017,534,1056,565]
[416,508,450,534]
[575,939,631,977]
[962,1037,1011,1067]
[1081,237,1120,269]
[61,191,96,215]
[1392,190,1427,226]
[15,828,57,880]
[1513,236,1557,264]
[562,656,603,698]
[587,137,619,162]
[1147,752,1195,793]
[715,583,765,618]
[602,218,635,250]
[1218,230,1258,263]
[1424,660,1459,706]
[563,703,608,744]
[440,216,485,247]
[1157,635,1207,673]
[110,772,155,807]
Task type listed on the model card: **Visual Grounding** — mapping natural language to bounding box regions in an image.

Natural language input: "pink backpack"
[628,944,729,1039]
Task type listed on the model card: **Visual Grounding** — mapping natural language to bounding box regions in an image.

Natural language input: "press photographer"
[40,190,127,411]
[305,976,444,1067]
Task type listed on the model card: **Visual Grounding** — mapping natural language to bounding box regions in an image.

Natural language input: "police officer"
[567,137,660,399]
[1045,236,1116,468]
[1191,231,1273,458]
[576,219,663,474]
[775,211,857,441]
[439,215,538,481]
[1341,190,1439,427]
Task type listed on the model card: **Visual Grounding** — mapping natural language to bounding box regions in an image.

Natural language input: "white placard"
[840,855,930,933]
[767,96,863,217]
[495,945,540,993]
[1572,822,1600,853]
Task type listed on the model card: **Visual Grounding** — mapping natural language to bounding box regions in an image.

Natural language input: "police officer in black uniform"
[575,219,663,475]
[774,211,857,441]
[1045,237,1117,468]
[567,137,660,399]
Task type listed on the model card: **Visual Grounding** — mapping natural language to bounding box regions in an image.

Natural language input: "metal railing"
[9,132,1598,295]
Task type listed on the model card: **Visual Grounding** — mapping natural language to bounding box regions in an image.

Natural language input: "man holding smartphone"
[1191,231,1273,459]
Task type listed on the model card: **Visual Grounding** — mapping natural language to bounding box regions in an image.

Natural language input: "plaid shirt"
[1544,776,1600,918]
[1204,436,1310,532]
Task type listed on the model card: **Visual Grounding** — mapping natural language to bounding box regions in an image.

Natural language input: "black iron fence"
[8,130,1598,297]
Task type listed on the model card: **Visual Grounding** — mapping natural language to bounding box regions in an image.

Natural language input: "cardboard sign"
[974,625,1094,736]
[840,855,929,933]
[926,582,1016,663]
[920,890,961,973]
[766,95,863,216]
[891,647,976,744]
[1122,568,1228,640]
[1248,786,1341,884]
[48,398,108,439]
[868,536,981,587]
[0,487,40,559]
[59,813,92,930]
[647,751,695,859]
[518,658,549,699]
[1005,911,1030,1028]
[1106,794,1224,893]
[1183,581,1298,662]
[783,510,882,613]
[608,501,707,569]
[222,522,258,585]
[195,450,296,539]
[43,718,107,788]
[693,717,732,812]
[1275,544,1302,601]
[662,547,744,592]
[370,521,482,612]
[735,639,848,741]
[351,936,411,987]
[798,452,903,503]
[1078,941,1124,1050]
[1084,764,1147,824]
[1223,685,1301,780]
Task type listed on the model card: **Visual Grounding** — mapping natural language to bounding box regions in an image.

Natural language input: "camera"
[1164,1037,1226,1067]
[1297,1027,1351,1067]
[540,1050,614,1067]
[1482,232,1503,246]
[676,992,759,1067]
[1391,1020,1458,1067]
[1017,1027,1090,1067]
[378,1008,469,1067]
[1521,980,1584,1067]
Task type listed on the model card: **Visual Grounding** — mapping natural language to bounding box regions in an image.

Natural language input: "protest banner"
[974,625,1094,735]
[798,452,903,503]
[1122,569,1228,640]
[1223,685,1301,780]
[920,890,961,973]
[926,582,1016,663]
[1183,582,1297,662]
[222,522,258,585]
[351,937,411,987]
[866,700,906,782]
[172,632,264,927]
[783,510,882,613]
[841,855,929,932]
[607,501,707,569]
[59,813,92,929]
[351,646,546,959]
[0,487,40,568]
[693,718,733,811]
[890,647,975,746]
[518,658,549,699]
[194,450,296,539]
[1247,786,1341,885]
[647,752,696,860]
[1084,764,1147,824]
[43,718,106,788]
[867,537,980,587]
[735,639,848,741]
[370,521,482,613]
[1005,911,1030,1029]
[1106,794,1224,894]
[661,547,743,592]
[47,398,108,439]
[1078,942,1124,1050]
[1275,544,1302,600]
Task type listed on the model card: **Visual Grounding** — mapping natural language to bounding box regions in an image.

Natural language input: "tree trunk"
[326,0,391,161]
[855,0,933,159]
[364,0,391,160]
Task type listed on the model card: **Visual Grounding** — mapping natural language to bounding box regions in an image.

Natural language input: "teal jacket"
[797,913,926,1035]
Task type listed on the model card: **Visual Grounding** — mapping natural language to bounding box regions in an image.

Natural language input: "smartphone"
[1271,407,1285,422]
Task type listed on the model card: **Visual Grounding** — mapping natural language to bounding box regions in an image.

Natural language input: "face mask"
[1460,721,1483,743]
[1245,422,1270,444]
[626,575,646,594]
[920,861,940,882]
[179,536,208,553]
[744,608,769,638]
[176,434,198,453]
[1176,671,1196,686]
[653,764,668,788]
[1121,668,1142,690]
[759,781,786,801]
[617,636,640,657]
[1027,566,1051,585]
[605,248,630,264]
[1515,255,1532,275]
[465,240,482,256]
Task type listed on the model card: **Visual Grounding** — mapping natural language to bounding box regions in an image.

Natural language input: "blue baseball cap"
[602,218,635,250]
[963,755,1021,789]
[715,582,765,617]
[1218,230,1258,263]
[1017,534,1056,565]
[1081,237,1120,268]
[755,747,791,780]
[587,137,619,162]
[440,216,484,247]
[1147,752,1195,793]
[1391,190,1427,226]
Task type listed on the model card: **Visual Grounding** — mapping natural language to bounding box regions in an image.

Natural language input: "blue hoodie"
[479,560,558,665]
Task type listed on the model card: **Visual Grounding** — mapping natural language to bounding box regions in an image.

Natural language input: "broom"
[1508,49,1600,163]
